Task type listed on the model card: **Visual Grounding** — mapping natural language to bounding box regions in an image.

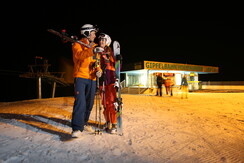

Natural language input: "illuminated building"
[121,60,219,91]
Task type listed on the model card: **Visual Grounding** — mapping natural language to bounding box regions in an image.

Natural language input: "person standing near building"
[71,24,104,138]
[97,33,118,134]
[180,74,188,99]
[156,73,163,96]
[164,78,173,96]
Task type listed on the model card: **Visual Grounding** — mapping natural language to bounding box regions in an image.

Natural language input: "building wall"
[123,70,200,91]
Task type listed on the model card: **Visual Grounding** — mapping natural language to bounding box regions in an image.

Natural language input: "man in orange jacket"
[71,24,104,138]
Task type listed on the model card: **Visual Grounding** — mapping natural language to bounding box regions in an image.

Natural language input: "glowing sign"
[144,61,218,73]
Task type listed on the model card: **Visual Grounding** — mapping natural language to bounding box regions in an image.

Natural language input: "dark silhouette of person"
[156,73,164,96]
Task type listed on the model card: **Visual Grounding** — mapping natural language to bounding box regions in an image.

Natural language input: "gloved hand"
[96,70,102,78]
[93,47,104,53]
[116,54,122,61]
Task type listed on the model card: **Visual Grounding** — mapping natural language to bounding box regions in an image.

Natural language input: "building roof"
[122,60,219,74]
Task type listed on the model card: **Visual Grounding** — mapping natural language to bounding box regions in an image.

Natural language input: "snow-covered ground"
[0,92,243,163]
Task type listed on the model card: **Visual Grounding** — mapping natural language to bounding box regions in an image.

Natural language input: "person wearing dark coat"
[156,73,164,96]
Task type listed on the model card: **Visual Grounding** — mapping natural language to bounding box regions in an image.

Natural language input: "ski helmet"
[80,24,98,38]
[98,33,112,46]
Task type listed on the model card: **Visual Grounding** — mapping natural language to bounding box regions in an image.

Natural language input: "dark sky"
[2,2,244,81]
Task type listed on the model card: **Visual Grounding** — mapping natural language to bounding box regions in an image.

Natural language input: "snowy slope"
[0,93,244,163]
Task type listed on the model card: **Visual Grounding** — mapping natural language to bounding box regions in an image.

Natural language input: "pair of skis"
[47,29,94,48]
[113,41,123,136]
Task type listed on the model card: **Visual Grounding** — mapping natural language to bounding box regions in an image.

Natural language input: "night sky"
[2,2,244,81]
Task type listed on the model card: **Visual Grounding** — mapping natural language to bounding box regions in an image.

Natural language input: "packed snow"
[0,92,243,163]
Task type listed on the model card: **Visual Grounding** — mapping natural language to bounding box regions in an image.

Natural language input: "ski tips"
[113,41,120,49]
[113,40,119,45]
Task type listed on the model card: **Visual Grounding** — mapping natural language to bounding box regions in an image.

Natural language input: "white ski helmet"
[98,33,112,46]
[80,24,98,38]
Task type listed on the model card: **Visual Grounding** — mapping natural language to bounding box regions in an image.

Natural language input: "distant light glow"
[175,73,182,85]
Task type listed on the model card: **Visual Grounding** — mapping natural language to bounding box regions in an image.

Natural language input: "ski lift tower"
[20,56,70,99]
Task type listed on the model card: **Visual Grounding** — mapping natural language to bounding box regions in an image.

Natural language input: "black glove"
[116,54,122,61]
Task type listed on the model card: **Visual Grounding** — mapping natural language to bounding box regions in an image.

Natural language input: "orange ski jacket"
[72,38,99,81]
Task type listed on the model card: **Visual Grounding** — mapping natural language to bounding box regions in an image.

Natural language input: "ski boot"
[110,124,117,134]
